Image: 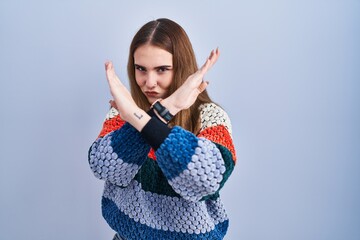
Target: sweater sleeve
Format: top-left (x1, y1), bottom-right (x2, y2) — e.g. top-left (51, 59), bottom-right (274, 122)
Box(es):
top-left (155, 103), bottom-right (237, 202)
top-left (88, 107), bottom-right (150, 187)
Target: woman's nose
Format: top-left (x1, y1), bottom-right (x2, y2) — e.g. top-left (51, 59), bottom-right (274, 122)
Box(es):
top-left (145, 72), bottom-right (157, 88)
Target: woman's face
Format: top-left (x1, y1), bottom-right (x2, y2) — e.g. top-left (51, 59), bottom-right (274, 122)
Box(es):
top-left (134, 44), bottom-right (174, 104)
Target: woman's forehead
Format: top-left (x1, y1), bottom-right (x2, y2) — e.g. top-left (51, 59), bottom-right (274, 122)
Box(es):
top-left (134, 44), bottom-right (173, 67)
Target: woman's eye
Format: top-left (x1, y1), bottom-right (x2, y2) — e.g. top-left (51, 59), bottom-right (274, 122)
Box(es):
top-left (135, 66), bottom-right (145, 72)
top-left (158, 67), bottom-right (168, 72)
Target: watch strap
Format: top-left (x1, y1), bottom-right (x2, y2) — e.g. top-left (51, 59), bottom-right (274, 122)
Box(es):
top-left (152, 100), bottom-right (174, 123)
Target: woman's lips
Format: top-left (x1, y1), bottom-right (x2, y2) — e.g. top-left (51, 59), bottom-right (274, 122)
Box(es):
top-left (145, 91), bottom-right (159, 97)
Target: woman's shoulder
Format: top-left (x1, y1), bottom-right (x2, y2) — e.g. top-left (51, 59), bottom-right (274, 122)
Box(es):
top-left (198, 102), bottom-right (233, 135)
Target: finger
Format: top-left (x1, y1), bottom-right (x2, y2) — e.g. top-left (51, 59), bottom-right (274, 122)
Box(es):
top-left (197, 81), bottom-right (209, 93)
top-left (208, 49), bottom-right (215, 61)
top-left (208, 48), bottom-right (220, 69)
top-left (200, 48), bottom-right (220, 75)
top-left (199, 58), bottom-right (212, 75)
top-left (105, 61), bottom-right (112, 70)
top-left (109, 100), bottom-right (117, 109)
top-left (105, 61), bottom-right (121, 87)
top-left (199, 49), bottom-right (216, 74)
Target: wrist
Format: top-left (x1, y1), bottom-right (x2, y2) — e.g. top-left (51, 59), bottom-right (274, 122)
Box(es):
top-left (151, 98), bottom-right (178, 124)
top-left (120, 104), bottom-right (139, 121)
top-left (161, 96), bottom-right (181, 116)
top-left (123, 106), bottom-right (151, 132)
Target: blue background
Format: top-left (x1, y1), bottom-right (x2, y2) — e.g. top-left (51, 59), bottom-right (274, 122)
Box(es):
top-left (0, 0), bottom-right (359, 239)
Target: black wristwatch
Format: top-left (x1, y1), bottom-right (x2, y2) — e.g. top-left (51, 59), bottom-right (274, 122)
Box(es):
top-left (152, 99), bottom-right (174, 123)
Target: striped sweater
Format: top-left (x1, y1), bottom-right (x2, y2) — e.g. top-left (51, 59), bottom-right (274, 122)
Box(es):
top-left (88, 103), bottom-right (237, 240)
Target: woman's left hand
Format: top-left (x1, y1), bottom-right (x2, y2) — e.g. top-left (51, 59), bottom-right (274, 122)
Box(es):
top-left (163, 48), bottom-right (220, 114)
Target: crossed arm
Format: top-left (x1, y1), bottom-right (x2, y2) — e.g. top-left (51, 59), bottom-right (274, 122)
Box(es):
top-left (105, 48), bottom-right (220, 131)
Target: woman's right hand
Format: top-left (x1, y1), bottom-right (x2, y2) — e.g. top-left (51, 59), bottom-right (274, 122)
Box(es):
top-left (105, 61), bottom-right (138, 121)
top-left (163, 48), bottom-right (220, 114)
top-left (105, 61), bottom-right (151, 131)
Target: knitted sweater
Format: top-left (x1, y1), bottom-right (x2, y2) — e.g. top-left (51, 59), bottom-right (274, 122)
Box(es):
top-left (88, 103), bottom-right (237, 240)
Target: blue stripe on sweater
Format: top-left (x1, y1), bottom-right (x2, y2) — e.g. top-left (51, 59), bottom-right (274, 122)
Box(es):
top-left (102, 197), bottom-right (228, 240)
top-left (156, 126), bottom-right (199, 180)
top-left (109, 123), bottom-right (150, 165)
top-left (88, 123), bottom-right (150, 186)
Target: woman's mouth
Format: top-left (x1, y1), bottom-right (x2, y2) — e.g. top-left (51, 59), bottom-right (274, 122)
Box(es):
top-left (145, 91), bottom-right (159, 97)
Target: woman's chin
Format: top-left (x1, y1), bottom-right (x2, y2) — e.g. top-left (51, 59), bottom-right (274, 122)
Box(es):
top-left (147, 97), bottom-right (160, 105)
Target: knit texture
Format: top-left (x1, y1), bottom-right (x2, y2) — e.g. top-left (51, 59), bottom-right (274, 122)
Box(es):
top-left (88, 103), bottom-right (236, 240)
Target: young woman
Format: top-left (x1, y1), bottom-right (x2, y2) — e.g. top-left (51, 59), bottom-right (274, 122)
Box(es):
top-left (88, 18), bottom-right (237, 240)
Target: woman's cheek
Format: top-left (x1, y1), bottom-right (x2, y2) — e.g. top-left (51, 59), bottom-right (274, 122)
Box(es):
top-left (163, 73), bottom-right (174, 89)
top-left (135, 75), bottom-right (144, 87)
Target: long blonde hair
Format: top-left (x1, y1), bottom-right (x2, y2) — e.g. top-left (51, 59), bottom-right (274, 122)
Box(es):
top-left (127, 18), bottom-right (212, 134)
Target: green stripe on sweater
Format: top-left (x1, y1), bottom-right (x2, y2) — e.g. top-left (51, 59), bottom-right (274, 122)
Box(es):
top-left (134, 143), bottom-right (235, 200)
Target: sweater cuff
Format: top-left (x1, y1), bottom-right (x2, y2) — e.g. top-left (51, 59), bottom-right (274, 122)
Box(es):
top-left (140, 115), bottom-right (171, 150)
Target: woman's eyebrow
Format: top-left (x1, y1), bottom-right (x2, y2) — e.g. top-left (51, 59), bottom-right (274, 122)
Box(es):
top-left (135, 64), bottom-right (173, 70)
top-left (154, 65), bottom-right (173, 69)
top-left (134, 64), bottom-right (146, 70)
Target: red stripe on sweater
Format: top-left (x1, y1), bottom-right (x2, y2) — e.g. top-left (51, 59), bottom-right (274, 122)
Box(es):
top-left (98, 115), bottom-right (126, 138)
top-left (197, 125), bottom-right (237, 162)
